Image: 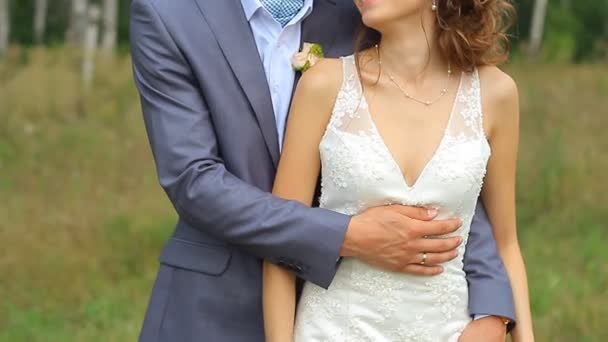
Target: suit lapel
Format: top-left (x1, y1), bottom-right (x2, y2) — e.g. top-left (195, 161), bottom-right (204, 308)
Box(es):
top-left (194, 0), bottom-right (280, 166)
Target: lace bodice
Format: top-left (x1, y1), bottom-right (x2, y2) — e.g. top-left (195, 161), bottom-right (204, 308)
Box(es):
top-left (294, 55), bottom-right (491, 341)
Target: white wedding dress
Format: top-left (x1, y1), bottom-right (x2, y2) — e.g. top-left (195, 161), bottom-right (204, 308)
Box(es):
top-left (293, 55), bottom-right (491, 341)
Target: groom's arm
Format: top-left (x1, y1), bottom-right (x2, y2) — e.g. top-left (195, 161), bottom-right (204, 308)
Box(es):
top-left (464, 200), bottom-right (516, 323)
top-left (129, 0), bottom-right (349, 288)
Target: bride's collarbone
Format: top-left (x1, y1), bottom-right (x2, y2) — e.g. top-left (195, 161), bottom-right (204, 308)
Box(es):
top-left (366, 100), bottom-right (454, 147)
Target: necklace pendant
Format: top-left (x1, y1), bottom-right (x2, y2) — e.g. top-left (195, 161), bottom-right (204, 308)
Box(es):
top-left (425, 101), bottom-right (431, 106)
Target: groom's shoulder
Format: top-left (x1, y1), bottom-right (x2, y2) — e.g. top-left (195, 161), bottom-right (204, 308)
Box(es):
top-left (131, 0), bottom-right (172, 8)
top-left (131, 0), bottom-right (161, 10)
top-left (131, 0), bottom-right (190, 17)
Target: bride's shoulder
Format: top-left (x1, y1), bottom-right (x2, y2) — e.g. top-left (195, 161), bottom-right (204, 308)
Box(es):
top-left (478, 65), bottom-right (518, 106)
top-left (477, 65), bottom-right (519, 136)
top-left (292, 58), bottom-right (344, 113)
top-left (296, 58), bottom-right (344, 95)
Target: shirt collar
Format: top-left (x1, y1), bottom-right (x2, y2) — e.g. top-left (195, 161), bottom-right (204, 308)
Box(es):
top-left (241, 0), bottom-right (315, 23)
top-left (299, 0), bottom-right (315, 22)
top-left (241, 0), bottom-right (263, 21)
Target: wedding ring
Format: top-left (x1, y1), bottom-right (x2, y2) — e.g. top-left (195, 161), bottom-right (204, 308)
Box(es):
top-left (420, 252), bottom-right (427, 265)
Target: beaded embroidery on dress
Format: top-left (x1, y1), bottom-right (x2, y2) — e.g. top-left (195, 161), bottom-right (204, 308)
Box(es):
top-left (293, 55), bottom-right (491, 341)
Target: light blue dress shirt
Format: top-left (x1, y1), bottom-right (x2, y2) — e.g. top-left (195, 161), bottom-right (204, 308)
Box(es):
top-left (241, 0), bottom-right (314, 149)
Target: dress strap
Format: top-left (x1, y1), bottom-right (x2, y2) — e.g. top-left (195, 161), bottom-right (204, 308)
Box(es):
top-left (327, 55), bottom-right (366, 131)
top-left (341, 55), bottom-right (363, 97)
top-left (469, 68), bottom-right (486, 140)
top-left (445, 68), bottom-right (486, 141)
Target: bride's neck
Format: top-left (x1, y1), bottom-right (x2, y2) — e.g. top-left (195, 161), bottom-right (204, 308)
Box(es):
top-left (377, 14), bottom-right (446, 81)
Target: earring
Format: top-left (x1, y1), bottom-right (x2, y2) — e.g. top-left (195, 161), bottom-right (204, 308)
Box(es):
top-left (432, 0), bottom-right (438, 11)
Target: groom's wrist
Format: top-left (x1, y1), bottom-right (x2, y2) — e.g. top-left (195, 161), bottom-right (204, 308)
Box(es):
top-left (340, 215), bottom-right (363, 257)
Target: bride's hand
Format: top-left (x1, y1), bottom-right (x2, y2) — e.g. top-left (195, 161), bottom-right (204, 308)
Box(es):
top-left (458, 316), bottom-right (507, 342)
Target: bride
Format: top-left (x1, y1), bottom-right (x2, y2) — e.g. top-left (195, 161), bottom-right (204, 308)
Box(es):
top-left (263, 0), bottom-right (534, 341)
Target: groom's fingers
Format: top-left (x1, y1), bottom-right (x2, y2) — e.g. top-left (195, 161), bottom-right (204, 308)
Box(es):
top-left (414, 218), bottom-right (462, 237)
top-left (410, 236), bottom-right (462, 253)
top-left (388, 205), bottom-right (436, 221)
top-left (401, 264), bottom-right (443, 276)
top-left (419, 250), bottom-right (460, 265)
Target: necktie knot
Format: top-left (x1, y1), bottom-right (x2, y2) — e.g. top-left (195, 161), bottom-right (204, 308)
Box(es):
top-left (260, 0), bottom-right (305, 27)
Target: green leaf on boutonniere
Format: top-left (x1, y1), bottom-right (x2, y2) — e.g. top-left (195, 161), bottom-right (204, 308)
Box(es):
top-left (292, 42), bottom-right (324, 73)
top-left (309, 43), bottom-right (324, 58)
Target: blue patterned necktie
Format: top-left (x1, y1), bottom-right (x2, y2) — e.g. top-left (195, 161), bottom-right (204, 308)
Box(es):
top-left (260, 0), bottom-right (305, 27)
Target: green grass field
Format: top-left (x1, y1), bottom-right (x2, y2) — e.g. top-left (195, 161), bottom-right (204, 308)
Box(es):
top-left (1, 48), bottom-right (606, 341)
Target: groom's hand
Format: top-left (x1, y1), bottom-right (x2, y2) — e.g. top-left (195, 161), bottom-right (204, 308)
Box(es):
top-left (341, 205), bottom-right (463, 275)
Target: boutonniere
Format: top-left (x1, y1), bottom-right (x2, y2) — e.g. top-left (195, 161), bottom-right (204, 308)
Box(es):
top-left (292, 42), bottom-right (324, 73)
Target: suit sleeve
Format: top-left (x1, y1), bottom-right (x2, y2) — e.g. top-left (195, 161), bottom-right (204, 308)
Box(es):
top-left (129, 0), bottom-right (350, 288)
top-left (464, 200), bottom-right (516, 322)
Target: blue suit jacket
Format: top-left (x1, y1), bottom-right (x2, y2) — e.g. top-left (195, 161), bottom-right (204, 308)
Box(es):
top-left (130, 0), bottom-right (515, 341)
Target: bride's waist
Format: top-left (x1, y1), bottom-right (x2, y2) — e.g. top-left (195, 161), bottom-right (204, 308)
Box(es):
top-left (321, 201), bottom-right (475, 221)
top-left (334, 258), bottom-right (468, 291)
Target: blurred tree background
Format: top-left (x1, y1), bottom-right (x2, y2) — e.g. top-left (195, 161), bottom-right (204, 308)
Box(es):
top-left (0, 0), bottom-right (607, 61)
top-left (3, 0), bottom-right (130, 49)
top-left (0, 1), bottom-right (606, 341)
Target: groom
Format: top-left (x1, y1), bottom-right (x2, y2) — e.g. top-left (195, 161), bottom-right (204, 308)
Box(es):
top-left (130, 0), bottom-right (515, 341)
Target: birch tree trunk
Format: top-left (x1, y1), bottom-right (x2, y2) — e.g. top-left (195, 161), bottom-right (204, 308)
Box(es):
top-left (66, 0), bottom-right (88, 45)
top-left (34, 0), bottom-right (49, 45)
top-left (101, 0), bottom-right (117, 52)
top-left (82, 5), bottom-right (100, 92)
top-left (0, 0), bottom-right (9, 56)
top-left (529, 0), bottom-right (549, 59)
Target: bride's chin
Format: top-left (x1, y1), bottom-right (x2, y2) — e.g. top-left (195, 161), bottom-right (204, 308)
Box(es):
top-left (357, 0), bottom-right (427, 31)
top-left (361, 15), bottom-right (389, 33)
top-left (358, 7), bottom-right (397, 32)
top-left (360, 9), bottom-right (387, 29)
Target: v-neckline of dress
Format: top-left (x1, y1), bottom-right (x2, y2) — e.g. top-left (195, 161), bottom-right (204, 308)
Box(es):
top-left (360, 71), bottom-right (464, 190)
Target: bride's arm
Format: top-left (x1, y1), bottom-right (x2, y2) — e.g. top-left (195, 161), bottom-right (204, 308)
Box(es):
top-left (263, 59), bottom-right (342, 342)
top-left (480, 67), bottom-right (534, 341)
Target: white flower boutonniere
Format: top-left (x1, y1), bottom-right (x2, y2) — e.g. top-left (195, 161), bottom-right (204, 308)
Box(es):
top-left (292, 42), bottom-right (324, 73)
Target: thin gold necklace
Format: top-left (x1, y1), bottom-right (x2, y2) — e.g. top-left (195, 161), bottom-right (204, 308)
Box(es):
top-left (375, 44), bottom-right (452, 106)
